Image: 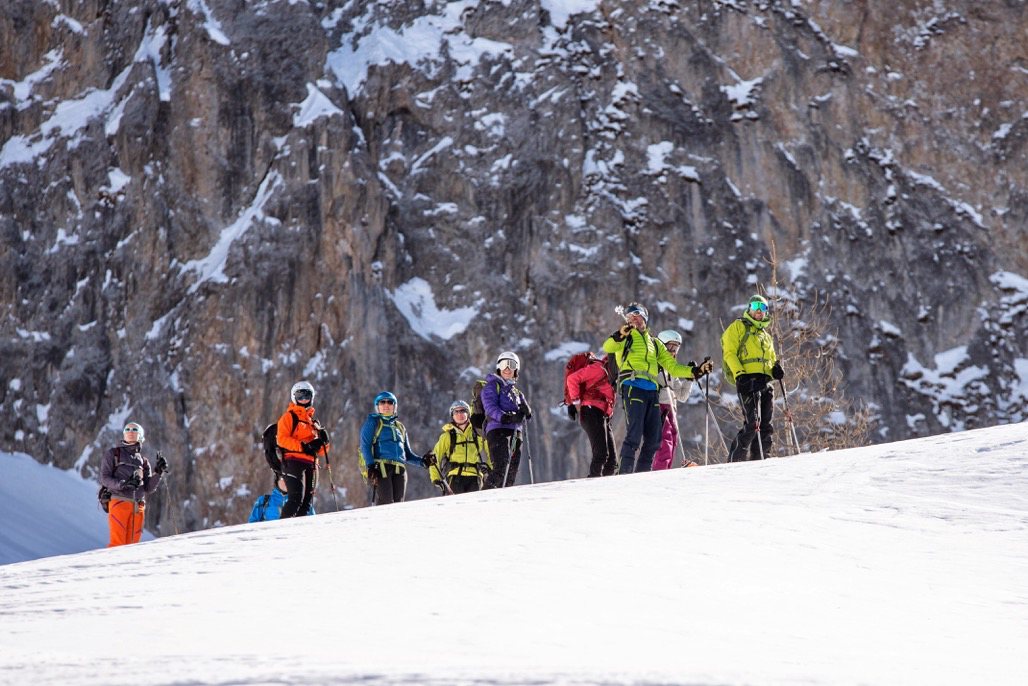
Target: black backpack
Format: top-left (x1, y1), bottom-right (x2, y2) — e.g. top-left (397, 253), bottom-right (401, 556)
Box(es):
top-left (263, 423), bottom-right (284, 473)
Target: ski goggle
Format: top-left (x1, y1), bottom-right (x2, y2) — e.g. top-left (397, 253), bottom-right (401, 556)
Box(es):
top-left (294, 389), bottom-right (314, 402)
top-left (749, 302), bottom-right (769, 313)
top-left (123, 427), bottom-right (140, 433)
top-left (452, 407), bottom-right (469, 415)
top-left (377, 399), bottom-right (396, 405)
top-left (498, 358), bottom-right (519, 371)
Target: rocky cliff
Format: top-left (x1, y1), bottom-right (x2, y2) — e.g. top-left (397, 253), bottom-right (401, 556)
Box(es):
top-left (2, 0), bottom-right (1025, 531)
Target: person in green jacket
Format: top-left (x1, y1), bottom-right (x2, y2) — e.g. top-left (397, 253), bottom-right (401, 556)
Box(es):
top-left (425, 400), bottom-right (491, 495)
top-left (603, 303), bottom-right (712, 474)
top-left (722, 294), bottom-right (784, 461)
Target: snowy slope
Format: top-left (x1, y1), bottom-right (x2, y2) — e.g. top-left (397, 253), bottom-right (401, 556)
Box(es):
top-left (1, 423), bottom-right (1026, 685)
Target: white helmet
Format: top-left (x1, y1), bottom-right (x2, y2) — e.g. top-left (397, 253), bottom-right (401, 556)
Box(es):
top-left (656, 330), bottom-right (682, 346)
top-left (496, 351), bottom-right (521, 375)
top-left (291, 380), bottom-right (315, 405)
top-left (123, 422), bottom-right (145, 444)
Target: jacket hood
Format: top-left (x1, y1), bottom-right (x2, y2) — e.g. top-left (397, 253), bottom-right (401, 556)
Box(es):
top-left (742, 311), bottom-right (771, 329)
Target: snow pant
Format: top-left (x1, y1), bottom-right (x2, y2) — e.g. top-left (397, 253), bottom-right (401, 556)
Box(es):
top-left (729, 386), bottom-right (774, 462)
top-left (484, 428), bottom-right (521, 488)
top-left (280, 458), bottom-right (316, 518)
top-left (579, 405), bottom-right (617, 477)
top-left (618, 385), bottom-right (662, 474)
top-left (651, 404), bottom-right (678, 471)
top-left (447, 474), bottom-right (483, 495)
top-left (371, 463), bottom-right (407, 505)
top-left (108, 498), bottom-right (145, 547)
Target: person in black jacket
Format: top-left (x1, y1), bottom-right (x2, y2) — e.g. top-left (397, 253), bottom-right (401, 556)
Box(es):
top-left (99, 422), bottom-right (167, 546)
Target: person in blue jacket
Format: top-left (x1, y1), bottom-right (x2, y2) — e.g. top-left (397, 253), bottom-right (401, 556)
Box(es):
top-left (481, 351), bottom-right (533, 488)
top-left (358, 391), bottom-right (428, 505)
top-left (248, 476), bottom-right (314, 522)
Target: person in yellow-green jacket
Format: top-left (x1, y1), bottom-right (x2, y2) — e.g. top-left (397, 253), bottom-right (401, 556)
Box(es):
top-left (425, 400), bottom-right (491, 495)
top-left (721, 294), bottom-right (784, 461)
top-left (603, 302), bottom-right (713, 474)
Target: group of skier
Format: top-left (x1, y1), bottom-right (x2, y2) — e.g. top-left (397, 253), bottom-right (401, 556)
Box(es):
top-left (100, 293), bottom-right (789, 542)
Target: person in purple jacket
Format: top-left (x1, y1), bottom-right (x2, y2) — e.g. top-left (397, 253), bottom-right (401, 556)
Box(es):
top-left (481, 351), bottom-right (533, 488)
top-left (99, 422), bottom-right (167, 546)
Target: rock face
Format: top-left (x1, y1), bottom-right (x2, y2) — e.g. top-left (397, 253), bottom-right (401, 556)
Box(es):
top-left (2, 0), bottom-right (1025, 531)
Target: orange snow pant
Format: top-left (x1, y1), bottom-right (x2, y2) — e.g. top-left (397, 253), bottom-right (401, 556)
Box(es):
top-left (108, 498), bottom-right (145, 547)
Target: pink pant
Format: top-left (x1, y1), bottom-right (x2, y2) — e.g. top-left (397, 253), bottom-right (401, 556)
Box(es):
top-left (651, 404), bottom-right (678, 470)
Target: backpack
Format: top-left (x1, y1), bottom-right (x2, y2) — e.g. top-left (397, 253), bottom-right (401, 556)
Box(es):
top-left (469, 379), bottom-right (489, 431)
top-left (563, 352), bottom-right (597, 404)
top-left (253, 494), bottom-right (272, 522)
top-left (602, 354), bottom-right (619, 387)
top-left (263, 411), bottom-right (301, 472)
top-left (97, 447), bottom-right (123, 513)
top-left (263, 423), bottom-right (283, 473)
top-left (722, 318), bottom-right (755, 386)
top-left (604, 329), bottom-right (635, 387)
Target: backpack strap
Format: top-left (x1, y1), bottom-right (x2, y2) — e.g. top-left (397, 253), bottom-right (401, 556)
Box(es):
top-left (736, 319), bottom-right (766, 367)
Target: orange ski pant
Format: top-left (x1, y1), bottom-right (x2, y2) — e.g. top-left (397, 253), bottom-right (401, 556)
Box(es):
top-left (108, 499), bottom-right (145, 547)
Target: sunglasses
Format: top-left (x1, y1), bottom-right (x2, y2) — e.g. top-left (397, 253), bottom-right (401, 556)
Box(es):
top-left (749, 302), bottom-right (769, 313)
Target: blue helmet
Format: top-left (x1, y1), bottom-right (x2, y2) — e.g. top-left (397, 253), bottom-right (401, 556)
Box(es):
top-left (374, 391), bottom-right (398, 413)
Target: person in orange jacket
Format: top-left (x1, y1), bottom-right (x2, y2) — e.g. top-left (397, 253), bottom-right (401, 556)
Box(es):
top-left (99, 422), bottom-right (167, 546)
top-left (276, 380), bottom-right (329, 518)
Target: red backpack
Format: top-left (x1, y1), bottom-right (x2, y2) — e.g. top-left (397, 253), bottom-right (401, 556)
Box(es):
top-left (563, 352), bottom-right (597, 404)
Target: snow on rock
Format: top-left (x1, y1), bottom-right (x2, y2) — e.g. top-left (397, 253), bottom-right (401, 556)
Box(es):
top-left (389, 277), bottom-right (479, 341)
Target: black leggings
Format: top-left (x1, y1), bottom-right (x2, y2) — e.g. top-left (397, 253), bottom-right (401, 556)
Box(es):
top-left (484, 429), bottom-right (521, 488)
top-left (280, 459), bottom-right (316, 518)
top-left (579, 405), bottom-right (617, 476)
top-left (729, 386), bottom-right (774, 461)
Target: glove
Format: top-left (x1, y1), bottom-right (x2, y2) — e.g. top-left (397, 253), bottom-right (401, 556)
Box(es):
top-left (154, 453), bottom-right (169, 475)
top-left (520, 399), bottom-right (533, 420)
top-left (692, 357), bottom-right (714, 377)
top-left (301, 437), bottom-right (325, 455)
top-left (501, 412), bottom-right (520, 424)
top-left (611, 323), bottom-right (632, 342)
top-left (476, 462), bottom-right (491, 475)
top-left (423, 453), bottom-right (437, 467)
top-left (365, 464), bottom-right (378, 482)
top-left (317, 428), bottom-right (330, 445)
top-left (772, 362), bottom-right (784, 381)
top-left (567, 404), bottom-right (578, 421)
top-left (120, 473), bottom-right (142, 490)
top-left (433, 479), bottom-right (446, 494)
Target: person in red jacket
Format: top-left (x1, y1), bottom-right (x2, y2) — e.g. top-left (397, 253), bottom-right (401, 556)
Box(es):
top-left (566, 353), bottom-right (618, 477)
top-left (276, 380), bottom-right (329, 518)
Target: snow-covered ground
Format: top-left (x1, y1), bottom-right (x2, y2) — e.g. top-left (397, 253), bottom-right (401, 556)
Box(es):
top-left (1, 422), bottom-right (1026, 685)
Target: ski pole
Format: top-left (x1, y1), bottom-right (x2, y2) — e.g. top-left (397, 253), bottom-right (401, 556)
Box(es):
top-left (703, 376), bottom-right (710, 466)
top-left (160, 473), bottom-right (180, 536)
top-left (522, 421), bottom-right (535, 485)
top-left (320, 450), bottom-right (340, 511)
top-left (778, 379), bottom-right (801, 455)
top-left (754, 389), bottom-right (766, 460)
top-left (502, 434), bottom-right (514, 488)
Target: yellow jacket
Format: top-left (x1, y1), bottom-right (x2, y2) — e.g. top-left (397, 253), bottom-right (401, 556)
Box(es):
top-left (602, 327), bottom-right (696, 388)
top-left (428, 422), bottom-right (490, 482)
top-left (721, 316), bottom-right (777, 381)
